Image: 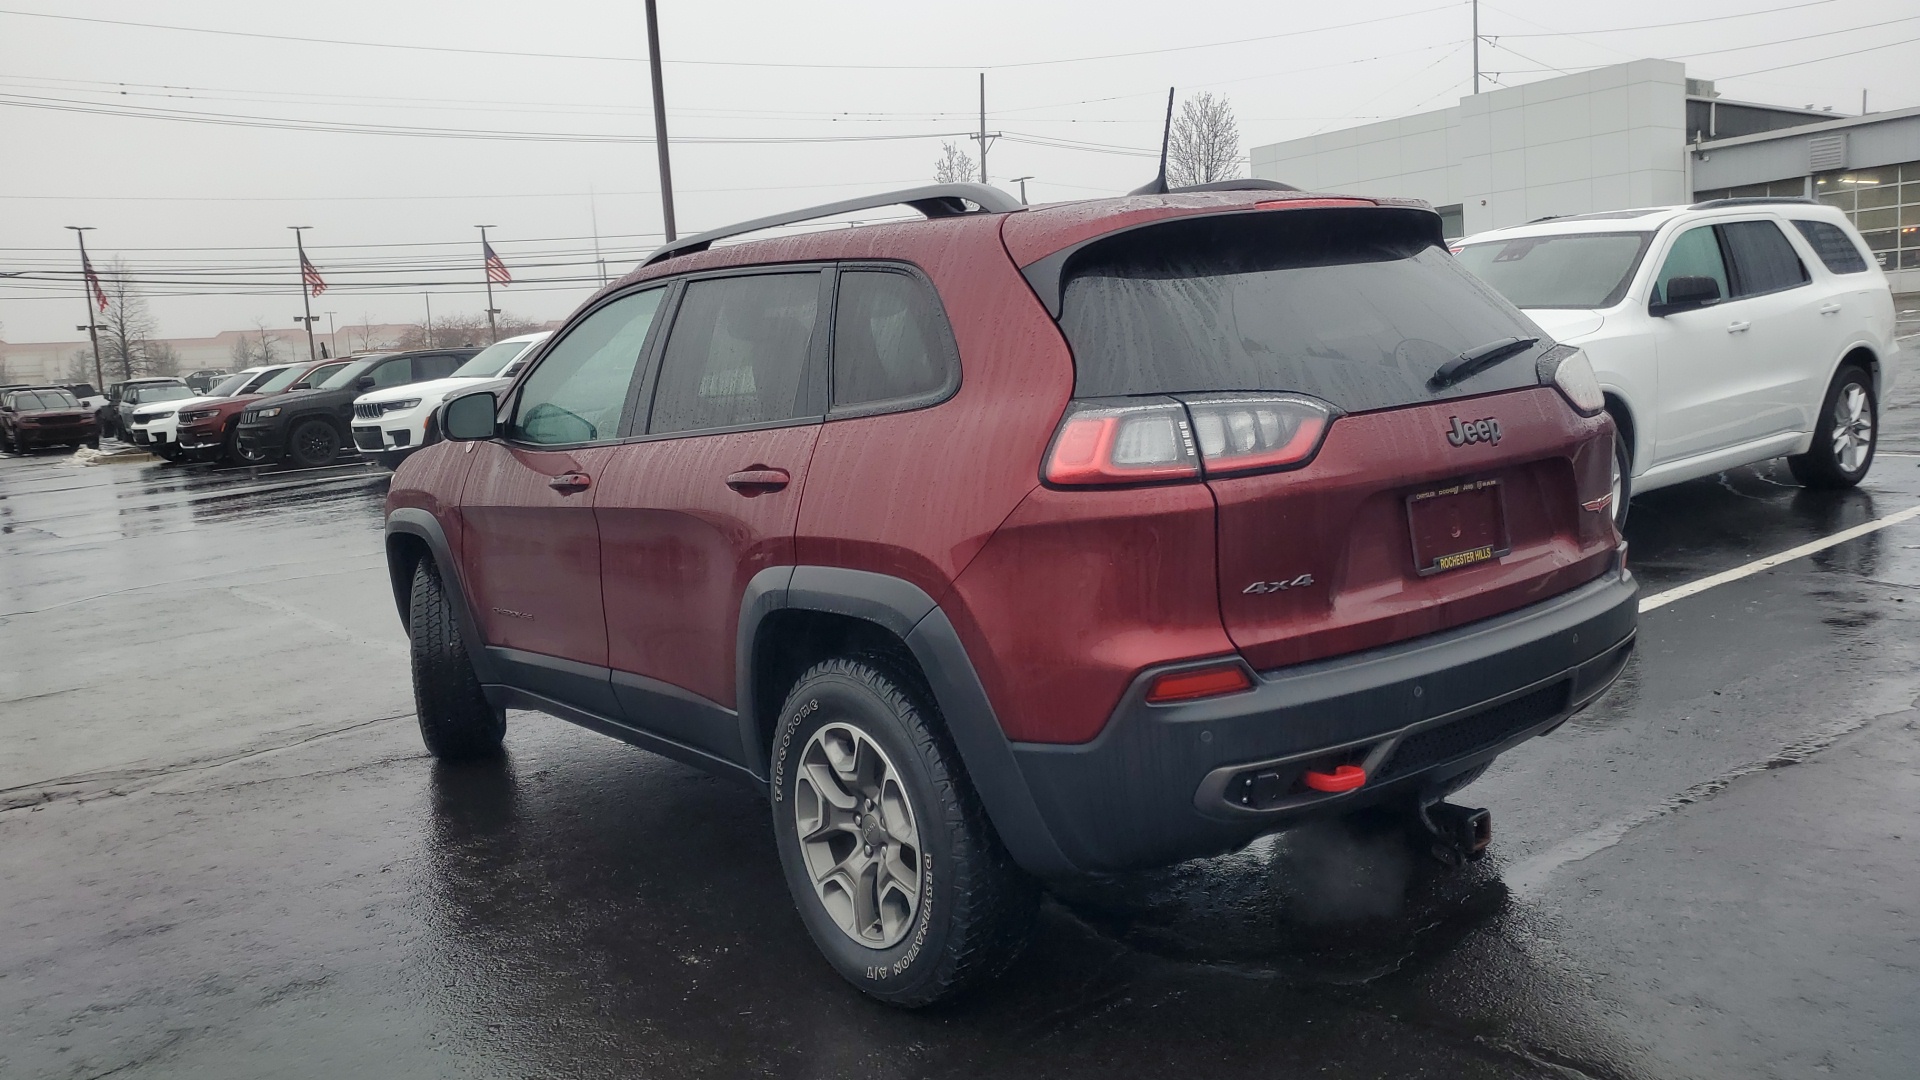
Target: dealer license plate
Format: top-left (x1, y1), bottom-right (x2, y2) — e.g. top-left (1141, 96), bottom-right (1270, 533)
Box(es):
top-left (1406, 478), bottom-right (1510, 576)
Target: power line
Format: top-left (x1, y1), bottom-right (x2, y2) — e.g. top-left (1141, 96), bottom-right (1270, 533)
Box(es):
top-left (1669, 13), bottom-right (1920, 59)
top-left (1719, 32), bottom-right (1920, 77)
top-left (1494, 0), bottom-right (1843, 36)
top-left (0, 4), bottom-right (1459, 71)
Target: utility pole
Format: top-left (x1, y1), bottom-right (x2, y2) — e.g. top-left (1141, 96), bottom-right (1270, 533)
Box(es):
top-left (978, 73), bottom-right (989, 183)
top-left (324, 311), bottom-right (337, 358)
top-left (589, 185), bottom-right (608, 285)
top-left (644, 0), bottom-right (677, 242)
top-left (476, 224), bottom-right (500, 344)
top-left (289, 226), bottom-right (317, 361)
top-left (1472, 0), bottom-right (1480, 94)
top-left (423, 294), bottom-right (434, 349)
top-left (64, 226), bottom-right (104, 390)
top-left (1010, 175), bottom-right (1033, 204)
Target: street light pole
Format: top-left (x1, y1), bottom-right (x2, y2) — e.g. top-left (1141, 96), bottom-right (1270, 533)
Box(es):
top-left (64, 227), bottom-right (105, 391)
top-left (476, 224), bottom-right (499, 344)
top-left (644, 0), bottom-right (677, 242)
top-left (423, 293), bottom-right (434, 349)
top-left (324, 311), bottom-right (337, 358)
top-left (289, 226), bottom-right (317, 362)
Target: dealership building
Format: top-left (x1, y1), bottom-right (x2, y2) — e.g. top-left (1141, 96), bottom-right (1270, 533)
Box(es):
top-left (1249, 59), bottom-right (1920, 293)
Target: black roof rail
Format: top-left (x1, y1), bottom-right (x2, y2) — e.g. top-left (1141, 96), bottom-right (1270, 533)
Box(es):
top-left (1167, 178), bottom-right (1300, 194)
top-left (642, 182), bottom-right (1024, 267)
top-left (1689, 196), bottom-right (1816, 209)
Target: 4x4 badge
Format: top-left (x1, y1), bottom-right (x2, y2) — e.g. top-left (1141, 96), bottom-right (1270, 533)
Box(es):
top-left (1446, 415), bottom-right (1502, 446)
top-left (1243, 574), bottom-right (1314, 595)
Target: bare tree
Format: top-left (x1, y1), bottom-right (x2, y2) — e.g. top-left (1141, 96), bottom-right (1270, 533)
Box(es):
top-left (98, 259), bottom-right (162, 381)
top-left (228, 319), bottom-right (288, 367)
top-left (145, 341), bottom-right (184, 375)
top-left (395, 311), bottom-right (542, 350)
top-left (63, 349), bottom-right (97, 385)
top-left (934, 141), bottom-right (976, 185)
top-left (1167, 92), bottom-right (1242, 188)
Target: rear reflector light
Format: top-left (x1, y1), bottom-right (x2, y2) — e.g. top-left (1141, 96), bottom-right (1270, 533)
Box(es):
top-left (1301, 764), bottom-right (1367, 793)
top-left (1044, 394), bottom-right (1335, 486)
top-left (1145, 663), bottom-right (1254, 704)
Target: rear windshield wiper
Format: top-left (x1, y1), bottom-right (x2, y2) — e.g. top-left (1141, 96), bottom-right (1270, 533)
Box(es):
top-left (1428, 336), bottom-right (1539, 390)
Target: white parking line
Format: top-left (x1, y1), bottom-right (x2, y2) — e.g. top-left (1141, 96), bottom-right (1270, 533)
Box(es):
top-left (1638, 503), bottom-right (1920, 612)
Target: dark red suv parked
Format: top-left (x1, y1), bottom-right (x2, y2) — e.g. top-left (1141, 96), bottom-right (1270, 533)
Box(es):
top-left (385, 182), bottom-right (1636, 1005)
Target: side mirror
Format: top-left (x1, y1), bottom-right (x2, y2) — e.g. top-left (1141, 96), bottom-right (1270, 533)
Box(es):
top-left (443, 391), bottom-right (499, 441)
top-left (355, 375), bottom-right (377, 391)
top-left (1653, 275), bottom-right (1721, 315)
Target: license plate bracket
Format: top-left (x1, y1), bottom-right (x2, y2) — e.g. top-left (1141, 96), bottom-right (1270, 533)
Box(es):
top-left (1407, 478), bottom-right (1510, 576)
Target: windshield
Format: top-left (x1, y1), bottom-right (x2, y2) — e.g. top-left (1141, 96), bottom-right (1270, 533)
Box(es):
top-left (65, 383), bottom-right (98, 397)
top-left (319, 359), bottom-right (375, 390)
top-left (451, 338), bottom-right (538, 379)
top-left (1057, 208), bottom-right (1546, 414)
top-left (1454, 232), bottom-right (1653, 309)
top-left (256, 366), bottom-right (319, 394)
top-left (137, 385), bottom-right (195, 404)
top-left (209, 372), bottom-right (252, 397)
top-left (13, 390), bottom-right (80, 410)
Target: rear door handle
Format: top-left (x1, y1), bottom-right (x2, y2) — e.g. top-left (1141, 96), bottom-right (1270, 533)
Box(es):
top-left (1818, 302), bottom-right (1842, 315)
top-left (726, 467), bottom-right (790, 495)
top-left (1726, 320), bottom-right (1751, 333)
top-left (548, 472), bottom-right (591, 493)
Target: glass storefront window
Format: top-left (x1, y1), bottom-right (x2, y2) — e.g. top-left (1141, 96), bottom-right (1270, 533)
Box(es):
top-left (1812, 160), bottom-right (1920, 271)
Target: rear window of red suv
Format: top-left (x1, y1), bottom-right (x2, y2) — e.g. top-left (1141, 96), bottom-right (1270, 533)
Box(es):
top-left (1057, 208), bottom-right (1548, 414)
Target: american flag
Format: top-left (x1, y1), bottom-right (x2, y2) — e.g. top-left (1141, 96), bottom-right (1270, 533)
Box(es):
top-left (300, 251), bottom-right (328, 297)
top-left (81, 250), bottom-right (108, 312)
top-left (483, 241), bottom-right (511, 285)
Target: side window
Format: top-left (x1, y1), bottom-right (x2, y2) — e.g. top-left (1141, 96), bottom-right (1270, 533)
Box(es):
top-left (368, 358), bottom-right (414, 388)
top-left (831, 269), bottom-right (957, 410)
top-left (1652, 226), bottom-right (1729, 306)
top-left (1791, 220), bottom-right (1870, 274)
top-left (648, 273), bottom-right (820, 435)
top-left (414, 354), bottom-right (460, 380)
top-left (509, 287), bottom-right (665, 445)
top-left (1720, 220), bottom-right (1810, 297)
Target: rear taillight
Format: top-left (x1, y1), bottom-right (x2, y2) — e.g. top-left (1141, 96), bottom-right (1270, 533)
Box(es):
top-left (1044, 394), bottom-right (1335, 486)
top-left (1044, 398), bottom-right (1200, 485)
top-left (1537, 345), bottom-right (1604, 416)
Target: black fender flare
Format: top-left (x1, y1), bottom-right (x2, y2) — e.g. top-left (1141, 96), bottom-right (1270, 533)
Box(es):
top-left (385, 508), bottom-right (497, 683)
top-left (736, 565), bottom-right (1077, 878)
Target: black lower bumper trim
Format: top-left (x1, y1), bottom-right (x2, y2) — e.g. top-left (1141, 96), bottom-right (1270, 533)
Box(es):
top-left (1008, 568), bottom-right (1638, 874)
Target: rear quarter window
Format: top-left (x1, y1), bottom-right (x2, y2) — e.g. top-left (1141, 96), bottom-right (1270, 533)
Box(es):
top-left (1791, 219), bottom-right (1871, 274)
top-left (830, 268), bottom-right (958, 412)
top-left (1057, 208), bottom-right (1548, 413)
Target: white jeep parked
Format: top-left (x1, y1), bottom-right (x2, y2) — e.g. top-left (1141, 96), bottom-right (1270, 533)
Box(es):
top-left (350, 331), bottom-right (550, 469)
top-left (1456, 200), bottom-right (1898, 525)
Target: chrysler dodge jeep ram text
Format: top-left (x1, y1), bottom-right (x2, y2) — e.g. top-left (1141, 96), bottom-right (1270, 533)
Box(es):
top-left (383, 182), bottom-right (1637, 1006)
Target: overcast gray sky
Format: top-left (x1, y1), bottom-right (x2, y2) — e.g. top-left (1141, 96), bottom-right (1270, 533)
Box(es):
top-left (2, 0), bottom-right (1916, 345)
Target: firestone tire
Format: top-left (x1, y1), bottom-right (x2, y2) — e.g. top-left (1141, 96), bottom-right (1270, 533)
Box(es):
top-left (407, 559), bottom-right (505, 760)
top-left (1787, 364), bottom-right (1875, 489)
top-left (769, 655), bottom-right (1037, 1008)
top-left (288, 418), bottom-right (341, 468)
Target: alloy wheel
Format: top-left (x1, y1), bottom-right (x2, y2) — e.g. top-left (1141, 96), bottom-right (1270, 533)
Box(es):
top-left (793, 721), bottom-right (923, 949)
top-left (1832, 383), bottom-right (1872, 474)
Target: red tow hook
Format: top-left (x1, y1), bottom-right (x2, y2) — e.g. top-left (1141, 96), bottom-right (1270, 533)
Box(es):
top-left (1301, 764), bottom-right (1367, 793)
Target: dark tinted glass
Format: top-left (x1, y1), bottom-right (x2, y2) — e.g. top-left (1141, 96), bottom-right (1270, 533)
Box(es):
top-left (65, 383), bottom-right (98, 397)
top-left (414, 353), bottom-right (461, 380)
top-left (1058, 209), bottom-right (1544, 412)
top-left (1792, 219), bottom-right (1870, 274)
top-left (832, 270), bottom-right (954, 408)
top-left (12, 392), bottom-right (48, 410)
top-left (510, 287), bottom-right (664, 445)
top-left (367, 358), bottom-right (414, 388)
top-left (650, 273), bottom-right (819, 434)
top-left (35, 389), bottom-right (80, 408)
top-left (1720, 220), bottom-right (1809, 297)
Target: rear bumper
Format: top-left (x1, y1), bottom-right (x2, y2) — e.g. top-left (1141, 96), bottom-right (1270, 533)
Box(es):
top-left (1005, 562), bottom-right (1638, 874)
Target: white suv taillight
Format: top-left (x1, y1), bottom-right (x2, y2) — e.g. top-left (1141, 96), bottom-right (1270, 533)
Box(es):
top-left (1538, 345), bottom-right (1604, 416)
top-left (1044, 393), bottom-right (1335, 486)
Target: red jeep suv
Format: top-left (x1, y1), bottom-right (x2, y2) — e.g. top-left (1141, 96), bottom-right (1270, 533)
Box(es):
top-left (385, 182), bottom-right (1636, 1005)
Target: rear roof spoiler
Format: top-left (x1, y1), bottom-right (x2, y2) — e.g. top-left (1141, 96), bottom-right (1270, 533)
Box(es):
top-left (641, 183), bottom-right (1023, 267)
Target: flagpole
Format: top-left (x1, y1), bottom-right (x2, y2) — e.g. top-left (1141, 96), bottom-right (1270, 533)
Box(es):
top-left (476, 224), bottom-right (498, 345)
top-left (290, 226), bottom-right (317, 362)
top-left (64, 226), bottom-right (105, 391)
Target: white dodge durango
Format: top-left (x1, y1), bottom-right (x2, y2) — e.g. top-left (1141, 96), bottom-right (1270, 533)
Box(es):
top-left (1456, 200), bottom-right (1897, 525)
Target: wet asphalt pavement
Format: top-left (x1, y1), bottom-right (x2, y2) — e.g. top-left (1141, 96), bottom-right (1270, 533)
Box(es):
top-left (5, 332), bottom-right (1920, 1079)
